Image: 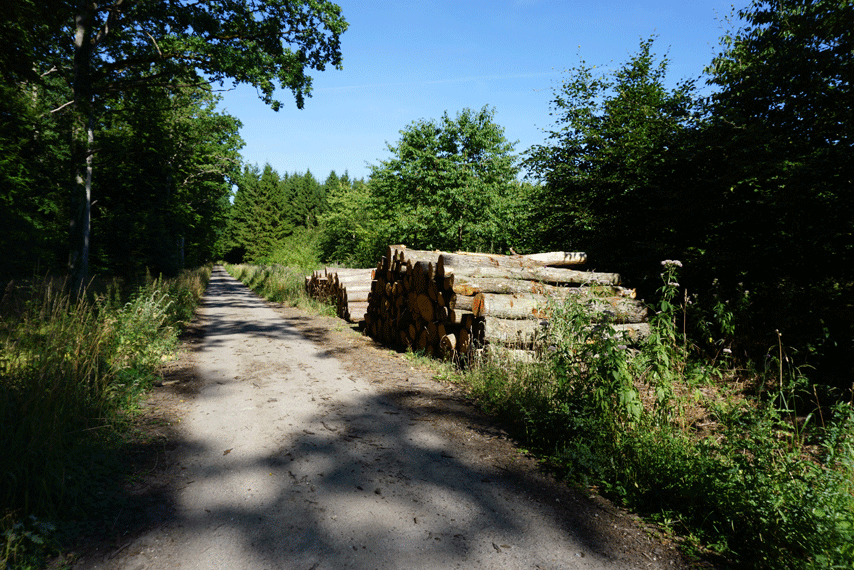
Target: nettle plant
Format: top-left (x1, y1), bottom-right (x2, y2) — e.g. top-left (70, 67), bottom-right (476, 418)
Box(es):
top-left (546, 289), bottom-right (642, 439)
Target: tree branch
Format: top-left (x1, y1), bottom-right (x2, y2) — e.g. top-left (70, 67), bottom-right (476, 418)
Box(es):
top-left (93, 0), bottom-right (127, 46)
top-left (50, 99), bottom-right (75, 114)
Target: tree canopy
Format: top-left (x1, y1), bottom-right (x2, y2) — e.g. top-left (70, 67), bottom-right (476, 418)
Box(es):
top-left (0, 1), bottom-right (347, 286)
top-left (522, 4), bottom-right (853, 383)
top-left (368, 106), bottom-right (522, 253)
top-left (524, 38), bottom-right (700, 279)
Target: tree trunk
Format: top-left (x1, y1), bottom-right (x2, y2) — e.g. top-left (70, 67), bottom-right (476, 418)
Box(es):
top-left (519, 251), bottom-right (587, 266)
top-left (473, 316), bottom-right (550, 347)
top-left (438, 252), bottom-right (558, 274)
top-left (472, 292), bottom-right (648, 323)
top-left (69, 7), bottom-right (95, 295)
top-left (452, 276), bottom-right (634, 298)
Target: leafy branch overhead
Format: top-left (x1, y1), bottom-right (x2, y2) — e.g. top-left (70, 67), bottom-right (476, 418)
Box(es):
top-left (68, 0), bottom-right (347, 109)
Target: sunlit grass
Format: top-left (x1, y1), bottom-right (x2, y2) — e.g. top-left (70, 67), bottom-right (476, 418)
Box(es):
top-left (0, 266), bottom-right (211, 567)
top-left (224, 263), bottom-right (336, 317)
top-left (456, 264), bottom-right (854, 569)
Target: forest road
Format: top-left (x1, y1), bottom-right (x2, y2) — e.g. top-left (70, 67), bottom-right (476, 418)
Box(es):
top-left (73, 266), bottom-right (692, 570)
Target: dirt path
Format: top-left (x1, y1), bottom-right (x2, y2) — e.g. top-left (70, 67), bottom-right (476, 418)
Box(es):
top-left (73, 267), bottom-right (694, 570)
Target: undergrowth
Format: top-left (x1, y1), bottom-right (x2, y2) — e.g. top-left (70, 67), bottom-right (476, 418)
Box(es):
top-left (462, 261), bottom-right (854, 569)
top-left (224, 263), bottom-right (336, 317)
top-left (0, 266), bottom-right (211, 569)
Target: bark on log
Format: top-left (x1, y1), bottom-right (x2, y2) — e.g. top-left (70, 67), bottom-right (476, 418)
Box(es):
top-left (387, 245), bottom-right (441, 267)
top-left (340, 289), bottom-right (370, 303)
top-left (343, 302), bottom-right (368, 323)
top-left (520, 251), bottom-right (588, 266)
top-left (438, 263), bottom-right (621, 286)
top-left (471, 293), bottom-right (551, 320)
top-left (452, 276), bottom-right (634, 298)
top-left (475, 316), bottom-right (550, 348)
top-left (439, 252), bottom-right (570, 275)
top-left (471, 292), bottom-right (648, 323)
top-left (580, 297), bottom-right (650, 324)
top-left (440, 333), bottom-right (457, 358)
top-left (454, 295), bottom-right (474, 312)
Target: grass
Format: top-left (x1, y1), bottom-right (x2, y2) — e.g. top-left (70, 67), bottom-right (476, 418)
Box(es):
top-left (0, 266), bottom-right (211, 569)
top-left (224, 263), bottom-right (337, 317)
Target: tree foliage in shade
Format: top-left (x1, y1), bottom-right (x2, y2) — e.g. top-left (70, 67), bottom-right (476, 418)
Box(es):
top-left (0, 0), bottom-right (347, 283)
top-left (523, 6), bottom-right (854, 383)
top-left (699, 0), bottom-right (854, 377)
top-left (93, 84), bottom-right (243, 276)
top-left (523, 38), bottom-right (701, 281)
top-left (0, 78), bottom-right (71, 276)
top-left (319, 175), bottom-right (384, 268)
top-left (368, 106), bottom-right (521, 253)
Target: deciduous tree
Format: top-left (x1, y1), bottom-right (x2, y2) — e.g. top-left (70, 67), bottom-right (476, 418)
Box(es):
top-left (369, 106), bottom-right (520, 253)
top-left (524, 38), bottom-right (700, 280)
top-left (44, 0), bottom-right (346, 290)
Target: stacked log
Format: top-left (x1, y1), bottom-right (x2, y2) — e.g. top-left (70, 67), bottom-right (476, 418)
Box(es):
top-left (363, 246), bottom-right (649, 362)
top-left (362, 245), bottom-right (448, 355)
top-left (305, 267), bottom-right (374, 324)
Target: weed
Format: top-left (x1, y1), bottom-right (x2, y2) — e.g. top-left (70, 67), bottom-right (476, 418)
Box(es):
top-left (453, 260), bottom-right (854, 569)
top-left (0, 266), bottom-right (211, 565)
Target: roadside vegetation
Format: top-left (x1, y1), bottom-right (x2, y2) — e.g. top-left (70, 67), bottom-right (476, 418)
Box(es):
top-left (225, 262), bottom-right (336, 318)
top-left (463, 262), bottom-right (854, 569)
top-left (0, 267), bottom-right (211, 569)
top-left (3, 0), bottom-right (852, 568)
top-left (227, 260), bottom-right (854, 569)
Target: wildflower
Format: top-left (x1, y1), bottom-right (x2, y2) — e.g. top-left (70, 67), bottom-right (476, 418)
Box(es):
top-left (723, 348), bottom-right (732, 355)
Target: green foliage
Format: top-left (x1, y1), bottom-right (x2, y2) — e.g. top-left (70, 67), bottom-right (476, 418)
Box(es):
top-left (318, 176), bottom-right (388, 267)
top-left (369, 105), bottom-right (523, 253)
top-left (698, 0), bottom-right (854, 384)
top-left (224, 263), bottom-right (334, 315)
top-left (226, 165), bottom-right (332, 265)
top-left (0, 0), bottom-right (348, 285)
top-left (459, 262), bottom-right (854, 568)
top-left (266, 226), bottom-right (325, 273)
top-left (524, 38), bottom-right (700, 273)
top-left (0, 268), bottom-right (209, 538)
top-left (109, 286), bottom-right (177, 388)
top-left (523, 18), bottom-right (854, 387)
top-left (0, 78), bottom-right (70, 278)
top-left (92, 84), bottom-right (243, 278)
top-left (1, 513), bottom-right (57, 570)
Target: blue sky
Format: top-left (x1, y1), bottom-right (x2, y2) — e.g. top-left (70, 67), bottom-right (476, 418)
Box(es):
top-left (217, 0), bottom-right (749, 182)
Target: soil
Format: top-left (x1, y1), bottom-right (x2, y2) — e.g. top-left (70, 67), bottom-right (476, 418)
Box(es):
top-left (66, 267), bottom-right (715, 570)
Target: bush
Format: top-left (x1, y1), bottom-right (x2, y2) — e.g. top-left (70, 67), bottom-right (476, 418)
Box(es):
top-left (459, 262), bottom-right (854, 568)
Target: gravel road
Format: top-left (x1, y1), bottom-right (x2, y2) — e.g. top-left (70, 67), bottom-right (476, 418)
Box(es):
top-left (73, 267), bottom-right (694, 570)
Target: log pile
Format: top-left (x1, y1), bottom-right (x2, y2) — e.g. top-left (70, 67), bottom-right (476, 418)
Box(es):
top-left (305, 267), bottom-right (374, 324)
top-left (362, 245), bottom-right (650, 362)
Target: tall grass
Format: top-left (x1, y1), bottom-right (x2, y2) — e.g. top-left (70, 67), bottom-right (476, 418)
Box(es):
top-left (225, 263), bottom-right (336, 316)
top-left (462, 262), bottom-right (854, 569)
top-left (0, 266), bottom-right (211, 567)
